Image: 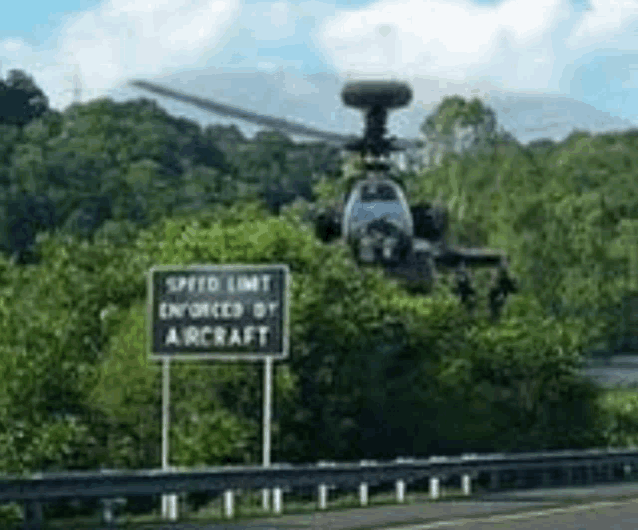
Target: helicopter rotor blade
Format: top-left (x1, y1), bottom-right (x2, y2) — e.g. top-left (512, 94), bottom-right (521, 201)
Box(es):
top-left (392, 138), bottom-right (425, 150)
top-left (129, 80), bottom-right (357, 145)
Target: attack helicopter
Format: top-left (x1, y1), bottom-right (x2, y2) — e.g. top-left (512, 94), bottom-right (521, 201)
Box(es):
top-left (129, 78), bottom-right (517, 317)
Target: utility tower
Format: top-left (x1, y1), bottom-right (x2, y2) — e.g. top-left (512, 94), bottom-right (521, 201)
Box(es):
top-left (72, 66), bottom-right (82, 103)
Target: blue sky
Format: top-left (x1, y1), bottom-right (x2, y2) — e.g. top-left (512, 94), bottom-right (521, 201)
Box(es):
top-left (1, 0), bottom-right (637, 129)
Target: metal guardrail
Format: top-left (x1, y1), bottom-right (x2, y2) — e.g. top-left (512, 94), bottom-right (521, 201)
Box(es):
top-left (3, 447), bottom-right (638, 528)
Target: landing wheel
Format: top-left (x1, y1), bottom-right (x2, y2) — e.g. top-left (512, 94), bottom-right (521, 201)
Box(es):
top-left (488, 263), bottom-right (518, 320)
top-left (454, 266), bottom-right (476, 311)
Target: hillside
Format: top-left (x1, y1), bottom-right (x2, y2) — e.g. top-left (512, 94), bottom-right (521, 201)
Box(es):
top-left (0, 70), bottom-right (637, 496)
top-left (119, 69), bottom-right (635, 145)
top-left (0, 69), bottom-right (636, 354)
top-left (0, 73), bottom-right (340, 262)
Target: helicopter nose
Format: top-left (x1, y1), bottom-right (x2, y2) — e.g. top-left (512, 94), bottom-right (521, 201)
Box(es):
top-left (355, 218), bottom-right (408, 265)
top-left (359, 239), bottom-right (376, 263)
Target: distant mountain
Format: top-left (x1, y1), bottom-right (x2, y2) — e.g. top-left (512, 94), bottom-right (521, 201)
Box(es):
top-left (488, 93), bottom-right (636, 144)
top-left (114, 68), bottom-right (636, 146)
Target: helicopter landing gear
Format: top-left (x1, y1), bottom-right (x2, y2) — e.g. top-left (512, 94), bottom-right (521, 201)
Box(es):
top-left (454, 265), bottom-right (476, 311)
top-left (488, 263), bottom-right (518, 320)
top-left (453, 262), bottom-right (517, 319)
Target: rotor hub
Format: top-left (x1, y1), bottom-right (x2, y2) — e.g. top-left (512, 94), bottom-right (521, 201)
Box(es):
top-left (341, 81), bottom-right (413, 110)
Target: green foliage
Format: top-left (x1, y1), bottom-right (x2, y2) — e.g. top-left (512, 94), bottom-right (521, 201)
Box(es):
top-left (422, 96), bottom-right (496, 136)
top-left (0, 196), bottom-right (602, 478)
top-left (435, 315), bottom-right (601, 451)
top-left (0, 70), bottom-right (342, 262)
top-left (2, 77), bottom-right (638, 494)
top-left (0, 70), bottom-right (49, 127)
top-left (408, 126), bottom-right (638, 356)
top-left (596, 389), bottom-right (638, 447)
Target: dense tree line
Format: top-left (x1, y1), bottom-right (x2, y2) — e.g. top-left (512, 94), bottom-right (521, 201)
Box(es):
top-left (0, 69), bottom-right (637, 522)
top-left (403, 129), bottom-right (638, 355)
top-left (0, 70), bottom-right (340, 263)
top-left (0, 206), bottom-right (602, 474)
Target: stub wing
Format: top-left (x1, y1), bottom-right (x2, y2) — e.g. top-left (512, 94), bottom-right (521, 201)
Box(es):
top-left (410, 239), bottom-right (516, 317)
top-left (413, 239), bottom-right (506, 268)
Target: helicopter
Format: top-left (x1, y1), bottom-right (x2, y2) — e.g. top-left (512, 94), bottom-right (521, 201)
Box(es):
top-left (129, 78), bottom-right (517, 317)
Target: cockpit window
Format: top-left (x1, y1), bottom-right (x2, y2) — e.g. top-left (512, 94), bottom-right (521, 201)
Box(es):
top-left (360, 183), bottom-right (398, 202)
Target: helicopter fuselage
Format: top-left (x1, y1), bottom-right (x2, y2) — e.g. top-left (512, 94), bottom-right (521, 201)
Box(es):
top-left (342, 176), bottom-right (414, 264)
top-left (129, 77), bottom-right (517, 316)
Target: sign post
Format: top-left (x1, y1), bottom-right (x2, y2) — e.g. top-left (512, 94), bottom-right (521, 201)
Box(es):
top-left (262, 355), bottom-right (272, 510)
top-left (160, 357), bottom-right (177, 519)
top-left (148, 264), bottom-right (290, 520)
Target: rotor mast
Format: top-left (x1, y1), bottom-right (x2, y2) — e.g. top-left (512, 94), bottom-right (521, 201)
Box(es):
top-left (341, 81), bottom-right (413, 169)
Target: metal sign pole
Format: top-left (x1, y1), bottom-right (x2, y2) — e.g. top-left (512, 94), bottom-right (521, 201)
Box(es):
top-left (161, 357), bottom-right (169, 517)
top-left (161, 357), bottom-right (178, 520)
top-left (262, 356), bottom-right (272, 511)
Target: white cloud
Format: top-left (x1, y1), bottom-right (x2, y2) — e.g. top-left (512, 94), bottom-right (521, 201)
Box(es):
top-left (567, 0), bottom-right (638, 48)
top-left (317, 0), bottom-right (638, 101)
top-left (317, 0), bottom-right (572, 89)
top-left (1, 0), bottom-right (637, 125)
top-left (2, 39), bottom-right (25, 53)
top-left (267, 2), bottom-right (291, 28)
top-left (257, 61), bottom-right (278, 70)
top-left (245, 0), bottom-right (314, 41)
top-left (0, 0), bottom-right (240, 109)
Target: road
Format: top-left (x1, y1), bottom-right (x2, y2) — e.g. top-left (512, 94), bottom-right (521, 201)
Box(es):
top-left (387, 499), bottom-right (638, 529)
top-left (117, 482), bottom-right (638, 530)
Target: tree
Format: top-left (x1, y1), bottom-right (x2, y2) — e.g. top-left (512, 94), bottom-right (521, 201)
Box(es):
top-left (0, 70), bottom-right (49, 127)
top-left (2, 81), bottom-right (638, 501)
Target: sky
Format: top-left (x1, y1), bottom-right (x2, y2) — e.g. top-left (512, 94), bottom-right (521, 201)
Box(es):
top-left (1, 0), bottom-right (638, 140)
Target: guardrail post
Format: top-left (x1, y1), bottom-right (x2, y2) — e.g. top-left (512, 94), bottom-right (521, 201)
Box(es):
top-left (490, 471), bottom-right (499, 490)
top-left (566, 466), bottom-right (573, 485)
top-left (101, 498), bottom-right (126, 528)
top-left (359, 482), bottom-right (369, 506)
top-left (396, 479), bottom-right (406, 503)
top-left (318, 484), bottom-right (328, 510)
top-left (541, 469), bottom-right (551, 487)
top-left (625, 464), bottom-right (632, 479)
top-left (102, 499), bottom-right (114, 526)
top-left (429, 477), bottom-right (440, 500)
top-left (273, 487), bottom-right (283, 514)
top-left (223, 490), bottom-right (234, 519)
top-left (607, 464), bottom-right (614, 482)
top-left (23, 501), bottom-right (43, 530)
top-left (586, 465), bottom-right (594, 484)
top-left (168, 493), bottom-right (178, 521)
top-left (462, 474), bottom-right (471, 495)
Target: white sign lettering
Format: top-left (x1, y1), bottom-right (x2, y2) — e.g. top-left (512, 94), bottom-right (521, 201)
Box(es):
top-left (158, 301), bottom-right (244, 320)
top-left (226, 274), bottom-right (272, 293)
top-left (163, 325), bottom-right (270, 348)
top-left (165, 275), bottom-right (221, 294)
top-left (253, 301), bottom-right (280, 319)
top-left (164, 274), bottom-right (273, 295)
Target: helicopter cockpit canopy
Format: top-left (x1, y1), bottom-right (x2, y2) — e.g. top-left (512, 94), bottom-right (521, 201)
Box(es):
top-left (343, 178), bottom-right (413, 241)
top-left (360, 182), bottom-right (398, 202)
